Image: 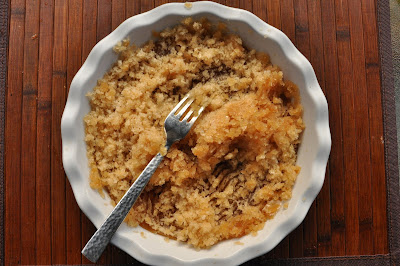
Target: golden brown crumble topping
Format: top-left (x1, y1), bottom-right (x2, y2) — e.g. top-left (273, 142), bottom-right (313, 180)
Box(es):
top-left (84, 18), bottom-right (304, 248)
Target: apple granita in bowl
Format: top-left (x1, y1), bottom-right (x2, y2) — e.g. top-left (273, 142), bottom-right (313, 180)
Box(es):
top-left (84, 18), bottom-right (304, 249)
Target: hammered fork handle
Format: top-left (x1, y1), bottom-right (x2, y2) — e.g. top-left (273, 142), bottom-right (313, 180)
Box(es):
top-left (82, 152), bottom-right (165, 263)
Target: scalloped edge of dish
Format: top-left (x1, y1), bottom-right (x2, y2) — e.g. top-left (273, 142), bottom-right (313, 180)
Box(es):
top-left (61, 2), bottom-right (331, 266)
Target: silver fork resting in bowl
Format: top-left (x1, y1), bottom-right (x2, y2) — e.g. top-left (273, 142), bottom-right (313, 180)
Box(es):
top-left (82, 94), bottom-right (205, 263)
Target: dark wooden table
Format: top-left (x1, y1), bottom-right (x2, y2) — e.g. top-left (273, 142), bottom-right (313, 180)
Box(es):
top-left (3, 0), bottom-right (399, 265)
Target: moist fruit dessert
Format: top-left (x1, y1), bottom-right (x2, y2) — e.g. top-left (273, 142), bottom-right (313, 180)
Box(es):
top-left (84, 18), bottom-right (304, 248)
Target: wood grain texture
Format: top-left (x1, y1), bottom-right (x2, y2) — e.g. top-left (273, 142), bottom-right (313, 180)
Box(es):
top-left (320, 0), bottom-right (346, 257)
top-left (335, 0), bottom-right (360, 255)
top-left (5, 0), bottom-right (25, 265)
top-left (51, 0), bottom-right (68, 264)
top-left (362, 0), bottom-right (388, 255)
top-left (266, 0), bottom-right (280, 29)
top-left (126, 0), bottom-right (140, 17)
top-left (36, 0), bottom-right (54, 264)
top-left (225, 0), bottom-right (239, 8)
top-left (307, 0), bottom-right (332, 257)
top-left (0, 0), bottom-right (7, 264)
top-left (112, 0), bottom-right (126, 30)
top-left (20, 0), bottom-right (39, 264)
top-left (280, 0), bottom-right (295, 43)
top-left (4, 0), bottom-right (390, 264)
top-left (347, 0), bottom-right (374, 255)
top-left (362, 0), bottom-right (388, 254)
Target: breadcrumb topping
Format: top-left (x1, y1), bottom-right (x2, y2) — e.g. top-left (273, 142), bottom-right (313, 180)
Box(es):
top-left (84, 18), bottom-right (304, 248)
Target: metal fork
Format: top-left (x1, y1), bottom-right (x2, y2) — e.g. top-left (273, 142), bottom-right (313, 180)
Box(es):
top-left (82, 94), bottom-right (204, 262)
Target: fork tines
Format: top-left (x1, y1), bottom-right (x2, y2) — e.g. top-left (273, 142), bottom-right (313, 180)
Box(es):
top-left (171, 94), bottom-right (205, 123)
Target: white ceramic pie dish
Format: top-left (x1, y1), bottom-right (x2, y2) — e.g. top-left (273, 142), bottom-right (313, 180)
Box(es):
top-left (61, 2), bottom-right (331, 265)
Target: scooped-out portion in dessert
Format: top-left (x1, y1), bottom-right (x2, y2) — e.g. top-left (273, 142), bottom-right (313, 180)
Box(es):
top-left (84, 18), bottom-right (304, 248)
